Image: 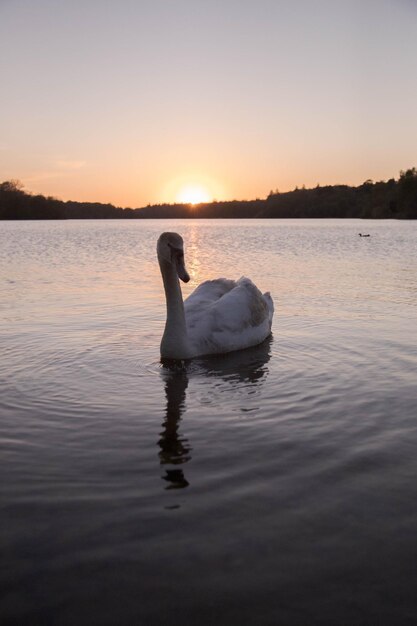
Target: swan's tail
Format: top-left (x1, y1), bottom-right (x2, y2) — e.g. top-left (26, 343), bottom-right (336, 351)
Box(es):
top-left (263, 291), bottom-right (274, 328)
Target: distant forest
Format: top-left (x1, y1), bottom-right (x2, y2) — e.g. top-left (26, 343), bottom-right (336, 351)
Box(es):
top-left (1, 168), bottom-right (417, 220)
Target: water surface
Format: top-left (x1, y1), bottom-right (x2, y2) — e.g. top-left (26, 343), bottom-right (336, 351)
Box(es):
top-left (1, 219), bottom-right (417, 625)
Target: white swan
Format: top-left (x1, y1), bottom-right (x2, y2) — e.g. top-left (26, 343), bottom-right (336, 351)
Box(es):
top-left (157, 232), bottom-right (274, 360)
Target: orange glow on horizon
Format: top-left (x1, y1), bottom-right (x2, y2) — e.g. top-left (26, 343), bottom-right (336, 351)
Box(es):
top-left (176, 184), bottom-right (212, 205)
top-left (161, 174), bottom-right (225, 206)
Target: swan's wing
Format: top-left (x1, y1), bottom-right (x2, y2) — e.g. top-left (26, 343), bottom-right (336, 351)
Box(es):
top-left (184, 277), bottom-right (274, 356)
top-left (184, 278), bottom-right (236, 307)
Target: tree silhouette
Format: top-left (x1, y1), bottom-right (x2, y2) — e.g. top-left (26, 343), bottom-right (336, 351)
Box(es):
top-left (1, 169), bottom-right (417, 220)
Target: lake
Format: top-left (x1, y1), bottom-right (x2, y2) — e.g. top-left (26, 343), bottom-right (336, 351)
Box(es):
top-left (1, 218), bottom-right (417, 625)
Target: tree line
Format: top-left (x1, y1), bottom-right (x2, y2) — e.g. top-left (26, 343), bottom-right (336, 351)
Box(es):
top-left (1, 169), bottom-right (416, 220)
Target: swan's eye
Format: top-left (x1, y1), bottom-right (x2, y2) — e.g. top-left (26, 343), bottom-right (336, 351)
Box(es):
top-left (168, 243), bottom-right (183, 262)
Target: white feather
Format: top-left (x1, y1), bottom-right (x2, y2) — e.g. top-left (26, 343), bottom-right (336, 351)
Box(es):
top-left (185, 277), bottom-right (273, 356)
top-left (157, 232), bottom-right (274, 360)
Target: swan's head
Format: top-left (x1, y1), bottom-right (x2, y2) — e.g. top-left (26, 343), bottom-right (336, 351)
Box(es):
top-left (157, 232), bottom-right (190, 283)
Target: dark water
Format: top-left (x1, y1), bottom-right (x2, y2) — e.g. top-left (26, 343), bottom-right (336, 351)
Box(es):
top-left (1, 219), bottom-right (417, 625)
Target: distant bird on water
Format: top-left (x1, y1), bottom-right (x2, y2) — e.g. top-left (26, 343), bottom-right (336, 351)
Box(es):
top-left (157, 232), bottom-right (274, 360)
top-left (359, 233), bottom-right (371, 237)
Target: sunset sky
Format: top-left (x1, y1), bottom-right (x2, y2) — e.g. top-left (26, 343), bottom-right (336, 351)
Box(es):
top-left (1, 0), bottom-right (417, 207)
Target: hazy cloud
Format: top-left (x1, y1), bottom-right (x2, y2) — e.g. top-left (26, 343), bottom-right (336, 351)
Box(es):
top-left (55, 160), bottom-right (86, 170)
top-left (24, 159), bottom-right (87, 185)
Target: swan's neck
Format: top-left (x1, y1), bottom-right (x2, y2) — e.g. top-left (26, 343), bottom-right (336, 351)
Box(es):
top-left (159, 259), bottom-right (190, 359)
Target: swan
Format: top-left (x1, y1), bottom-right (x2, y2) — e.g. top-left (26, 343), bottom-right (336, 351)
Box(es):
top-left (157, 232), bottom-right (274, 360)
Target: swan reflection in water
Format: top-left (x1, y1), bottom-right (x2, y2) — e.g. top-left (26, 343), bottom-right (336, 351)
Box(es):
top-left (158, 367), bottom-right (191, 489)
top-left (158, 336), bottom-right (272, 489)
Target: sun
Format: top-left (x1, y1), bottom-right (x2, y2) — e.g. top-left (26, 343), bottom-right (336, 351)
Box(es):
top-left (176, 184), bottom-right (212, 205)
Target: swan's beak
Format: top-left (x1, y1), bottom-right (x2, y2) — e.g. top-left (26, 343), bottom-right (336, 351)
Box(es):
top-left (173, 249), bottom-right (190, 283)
top-left (176, 254), bottom-right (190, 283)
